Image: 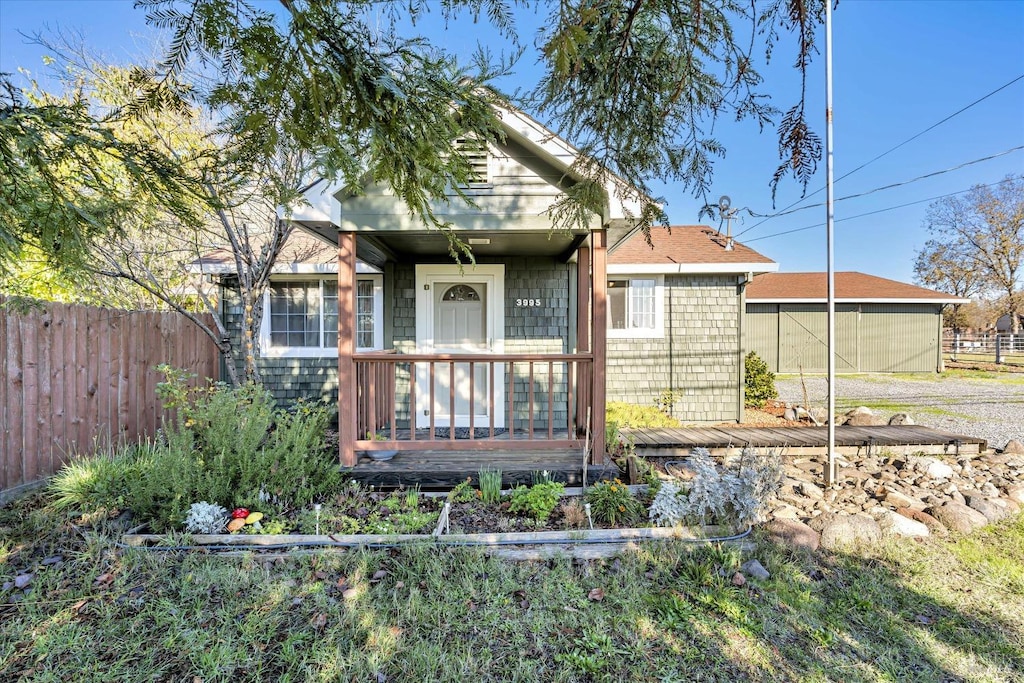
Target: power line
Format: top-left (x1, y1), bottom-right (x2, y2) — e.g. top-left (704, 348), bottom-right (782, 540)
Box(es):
top-left (741, 145), bottom-right (1023, 220)
top-left (743, 181), bottom-right (1005, 244)
top-left (734, 73), bottom-right (1024, 239)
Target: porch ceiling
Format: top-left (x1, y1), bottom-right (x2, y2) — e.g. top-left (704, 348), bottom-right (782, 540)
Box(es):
top-left (356, 230), bottom-right (587, 268)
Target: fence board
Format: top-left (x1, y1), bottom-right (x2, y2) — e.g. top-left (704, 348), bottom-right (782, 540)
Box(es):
top-left (20, 312), bottom-right (39, 482)
top-left (0, 299), bottom-right (6, 488)
top-left (0, 296), bottom-right (219, 492)
top-left (50, 309), bottom-right (68, 471)
top-left (4, 310), bottom-right (24, 489)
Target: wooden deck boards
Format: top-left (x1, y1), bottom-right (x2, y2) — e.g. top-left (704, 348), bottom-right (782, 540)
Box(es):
top-left (346, 425), bottom-right (988, 489)
top-left (622, 425), bottom-right (987, 457)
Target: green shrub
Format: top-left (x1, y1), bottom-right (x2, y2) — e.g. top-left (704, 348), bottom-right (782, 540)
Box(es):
top-left (606, 402), bottom-right (681, 430)
top-left (108, 372), bottom-right (341, 531)
top-left (585, 479), bottom-right (644, 526)
top-left (744, 351), bottom-right (778, 408)
top-left (508, 481), bottom-right (564, 521)
top-left (478, 467), bottom-right (502, 504)
top-left (48, 446), bottom-right (143, 513)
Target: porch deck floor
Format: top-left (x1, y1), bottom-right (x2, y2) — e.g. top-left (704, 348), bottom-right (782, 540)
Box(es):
top-left (623, 424), bottom-right (988, 458)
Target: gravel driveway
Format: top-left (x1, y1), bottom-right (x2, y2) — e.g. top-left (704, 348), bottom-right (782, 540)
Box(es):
top-left (775, 375), bottom-right (1024, 451)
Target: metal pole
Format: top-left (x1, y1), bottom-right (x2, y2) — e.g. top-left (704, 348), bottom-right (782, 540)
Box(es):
top-left (824, 0), bottom-right (837, 487)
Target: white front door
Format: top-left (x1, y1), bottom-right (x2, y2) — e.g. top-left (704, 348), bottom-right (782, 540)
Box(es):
top-left (415, 265), bottom-right (504, 429)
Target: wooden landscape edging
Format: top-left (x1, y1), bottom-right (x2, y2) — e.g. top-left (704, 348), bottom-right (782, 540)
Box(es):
top-left (121, 525), bottom-right (754, 560)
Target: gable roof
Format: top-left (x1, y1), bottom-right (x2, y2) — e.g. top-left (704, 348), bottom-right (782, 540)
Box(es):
top-left (283, 99), bottom-right (654, 254)
top-left (608, 225), bottom-right (777, 275)
top-left (746, 272), bottom-right (969, 303)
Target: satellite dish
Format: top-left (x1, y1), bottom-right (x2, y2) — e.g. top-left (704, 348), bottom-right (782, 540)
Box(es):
top-left (718, 195), bottom-right (731, 212)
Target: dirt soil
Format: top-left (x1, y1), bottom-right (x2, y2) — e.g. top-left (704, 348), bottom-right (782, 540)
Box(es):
top-left (726, 400), bottom-right (806, 428)
top-left (445, 496), bottom-right (637, 535)
top-left (944, 359), bottom-right (1024, 373)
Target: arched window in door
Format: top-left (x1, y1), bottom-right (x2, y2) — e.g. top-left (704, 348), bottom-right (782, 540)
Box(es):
top-left (442, 284), bottom-right (481, 302)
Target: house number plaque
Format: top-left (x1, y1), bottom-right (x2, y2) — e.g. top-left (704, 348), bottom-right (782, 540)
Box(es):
top-left (516, 298), bottom-right (542, 307)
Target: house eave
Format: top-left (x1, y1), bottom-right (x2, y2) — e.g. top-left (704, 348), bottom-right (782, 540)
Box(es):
top-left (745, 297), bottom-right (971, 305)
top-left (608, 262), bottom-right (779, 275)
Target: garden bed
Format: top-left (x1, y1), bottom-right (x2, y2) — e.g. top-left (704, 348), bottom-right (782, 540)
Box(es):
top-left (120, 484), bottom-right (755, 559)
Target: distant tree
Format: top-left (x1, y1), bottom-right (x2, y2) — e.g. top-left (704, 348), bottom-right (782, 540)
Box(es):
top-left (919, 175), bottom-right (1024, 333)
top-left (914, 239), bottom-right (984, 334)
top-left (73, 63), bottom-right (313, 387)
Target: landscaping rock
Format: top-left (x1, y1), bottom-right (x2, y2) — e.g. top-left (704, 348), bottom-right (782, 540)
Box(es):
top-left (912, 457), bottom-right (955, 480)
top-left (929, 502), bottom-right (989, 534)
top-left (895, 507), bottom-right (947, 535)
top-left (764, 519), bottom-right (820, 552)
top-left (797, 481), bottom-right (825, 500)
top-left (1002, 439), bottom-right (1024, 455)
top-left (888, 413), bottom-right (915, 426)
top-left (740, 559), bottom-right (771, 581)
top-left (843, 407), bottom-right (880, 426)
top-left (965, 496), bottom-right (1010, 523)
top-left (770, 504), bottom-right (804, 520)
top-left (881, 487), bottom-right (928, 511)
top-left (875, 509), bottom-right (930, 537)
top-left (810, 513), bottom-right (883, 550)
top-left (1006, 484), bottom-right (1024, 505)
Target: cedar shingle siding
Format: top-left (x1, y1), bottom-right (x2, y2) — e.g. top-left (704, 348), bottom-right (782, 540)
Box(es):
top-left (228, 259), bottom-right (750, 424)
top-left (607, 275), bottom-right (741, 423)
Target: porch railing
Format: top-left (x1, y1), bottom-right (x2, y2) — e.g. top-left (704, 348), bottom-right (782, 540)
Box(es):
top-left (352, 352), bottom-right (593, 451)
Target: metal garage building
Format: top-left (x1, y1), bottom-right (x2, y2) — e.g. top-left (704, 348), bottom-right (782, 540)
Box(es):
top-left (745, 272), bottom-right (967, 373)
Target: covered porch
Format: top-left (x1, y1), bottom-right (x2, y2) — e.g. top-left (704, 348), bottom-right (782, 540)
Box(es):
top-left (334, 229), bottom-right (613, 467)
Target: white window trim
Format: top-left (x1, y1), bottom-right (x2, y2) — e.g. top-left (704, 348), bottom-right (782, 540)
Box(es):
top-left (259, 275), bottom-right (383, 358)
top-left (607, 275), bottom-right (665, 339)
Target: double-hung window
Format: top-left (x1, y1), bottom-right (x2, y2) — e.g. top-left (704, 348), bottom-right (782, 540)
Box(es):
top-left (607, 277), bottom-right (663, 338)
top-left (261, 276), bottom-right (382, 356)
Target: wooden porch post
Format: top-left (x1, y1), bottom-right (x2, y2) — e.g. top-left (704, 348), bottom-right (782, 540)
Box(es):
top-left (338, 232), bottom-right (357, 467)
top-left (591, 230), bottom-right (607, 464)
top-left (575, 246), bottom-right (591, 434)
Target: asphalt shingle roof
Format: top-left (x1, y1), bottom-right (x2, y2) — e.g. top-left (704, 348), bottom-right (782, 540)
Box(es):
top-left (610, 225), bottom-right (775, 266)
top-left (746, 272), bottom-right (964, 301)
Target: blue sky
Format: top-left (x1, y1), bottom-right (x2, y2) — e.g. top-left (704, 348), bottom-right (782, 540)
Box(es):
top-left (2, 0), bottom-right (1022, 285)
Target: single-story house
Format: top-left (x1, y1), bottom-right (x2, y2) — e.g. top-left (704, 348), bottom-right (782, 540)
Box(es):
top-left (268, 101), bottom-right (656, 464)
top-left (202, 98), bottom-right (799, 465)
top-left (212, 225), bottom-right (779, 429)
top-left (745, 272), bottom-right (969, 373)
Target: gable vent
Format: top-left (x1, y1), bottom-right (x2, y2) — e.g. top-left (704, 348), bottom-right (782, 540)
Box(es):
top-left (455, 136), bottom-right (490, 186)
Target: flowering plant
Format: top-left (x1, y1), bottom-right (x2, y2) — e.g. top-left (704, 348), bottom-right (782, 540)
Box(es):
top-left (585, 479), bottom-right (644, 526)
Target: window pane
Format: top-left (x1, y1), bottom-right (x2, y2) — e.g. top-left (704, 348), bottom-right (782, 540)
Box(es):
top-left (630, 278), bottom-right (656, 329)
top-left (356, 279), bottom-right (375, 349)
top-left (608, 280), bottom-right (627, 329)
top-left (322, 281), bottom-right (338, 348)
top-left (269, 282), bottom-right (320, 347)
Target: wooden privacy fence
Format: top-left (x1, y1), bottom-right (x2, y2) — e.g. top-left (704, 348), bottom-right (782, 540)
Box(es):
top-left (1, 297), bottom-right (219, 493)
